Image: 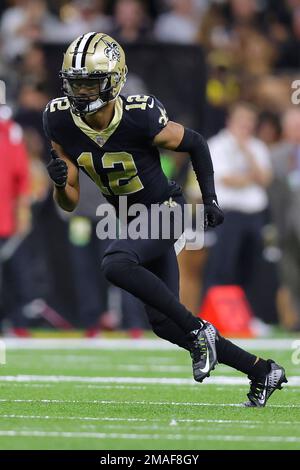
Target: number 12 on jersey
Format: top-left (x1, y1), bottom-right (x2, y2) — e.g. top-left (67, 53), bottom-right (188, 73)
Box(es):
top-left (77, 151), bottom-right (144, 196)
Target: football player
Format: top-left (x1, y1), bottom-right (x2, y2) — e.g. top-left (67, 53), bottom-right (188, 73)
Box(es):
top-left (44, 32), bottom-right (287, 406)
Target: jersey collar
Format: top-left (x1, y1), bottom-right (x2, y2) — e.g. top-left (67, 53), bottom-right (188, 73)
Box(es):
top-left (70, 96), bottom-right (123, 147)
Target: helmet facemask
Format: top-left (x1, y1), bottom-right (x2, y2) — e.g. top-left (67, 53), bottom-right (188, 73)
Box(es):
top-left (60, 71), bottom-right (121, 116)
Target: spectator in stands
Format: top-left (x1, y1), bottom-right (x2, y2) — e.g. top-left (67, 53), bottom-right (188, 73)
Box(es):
top-left (177, 165), bottom-right (211, 316)
top-left (255, 111), bottom-right (296, 329)
top-left (198, 0), bottom-right (276, 77)
top-left (267, 108), bottom-right (300, 330)
top-left (277, 7), bottom-right (300, 69)
top-left (247, 75), bottom-right (292, 114)
top-left (15, 80), bottom-right (50, 162)
top-left (237, 29), bottom-right (277, 77)
top-left (154, 0), bottom-right (201, 44)
top-left (0, 0), bottom-right (60, 62)
top-left (112, 0), bottom-right (151, 43)
top-left (197, 2), bottom-right (228, 51)
top-left (0, 105), bottom-right (32, 335)
top-left (203, 102), bottom-right (273, 304)
top-left (204, 51), bottom-right (241, 138)
top-left (227, 0), bottom-right (261, 27)
top-left (44, 0), bottom-right (112, 44)
top-left (58, 169), bottom-right (149, 336)
top-left (17, 44), bottom-right (49, 89)
top-left (57, 171), bottom-right (119, 335)
top-left (256, 111), bottom-right (282, 149)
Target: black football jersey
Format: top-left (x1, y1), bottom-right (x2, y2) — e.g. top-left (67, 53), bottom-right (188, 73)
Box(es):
top-left (43, 94), bottom-right (179, 209)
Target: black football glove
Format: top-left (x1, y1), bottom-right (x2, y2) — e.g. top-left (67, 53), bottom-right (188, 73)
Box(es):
top-left (203, 196), bottom-right (224, 229)
top-left (46, 149), bottom-right (68, 188)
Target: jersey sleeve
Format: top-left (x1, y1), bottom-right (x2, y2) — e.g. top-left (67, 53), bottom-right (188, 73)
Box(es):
top-left (43, 103), bottom-right (54, 142)
top-left (124, 94), bottom-right (169, 141)
top-left (146, 95), bottom-right (169, 140)
top-left (43, 99), bottom-right (68, 144)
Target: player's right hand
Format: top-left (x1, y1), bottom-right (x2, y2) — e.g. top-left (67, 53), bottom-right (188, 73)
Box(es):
top-left (46, 149), bottom-right (68, 188)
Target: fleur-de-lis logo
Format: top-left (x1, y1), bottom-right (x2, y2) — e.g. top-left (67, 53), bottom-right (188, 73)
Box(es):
top-left (158, 106), bottom-right (168, 126)
top-left (163, 197), bottom-right (177, 208)
top-left (104, 40), bottom-right (121, 62)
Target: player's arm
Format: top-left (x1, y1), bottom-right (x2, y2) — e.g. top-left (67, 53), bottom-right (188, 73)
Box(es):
top-left (47, 141), bottom-right (80, 212)
top-left (153, 121), bottom-right (224, 228)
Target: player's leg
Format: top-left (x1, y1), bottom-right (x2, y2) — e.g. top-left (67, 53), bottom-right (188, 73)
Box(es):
top-left (101, 194), bottom-right (201, 335)
top-left (101, 196), bottom-right (287, 397)
top-left (143, 245), bottom-right (191, 350)
top-left (102, 236), bottom-right (287, 402)
top-left (101, 237), bottom-right (201, 334)
top-left (102, 236), bottom-right (218, 381)
top-left (216, 335), bottom-right (287, 406)
top-left (139, 243), bottom-right (287, 404)
top-left (200, 213), bottom-right (287, 404)
top-left (147, 237), bottom-right (288, 405)
top-left (101, 194), bottom-right (217, 380)
top-left (141, 247), bottom-right (263, 371)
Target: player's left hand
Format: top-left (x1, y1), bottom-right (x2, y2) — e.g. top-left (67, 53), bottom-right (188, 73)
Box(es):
top-left (203, 197), bottom-right (224, 229)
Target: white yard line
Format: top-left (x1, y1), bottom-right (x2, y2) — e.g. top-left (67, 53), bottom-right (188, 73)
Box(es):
top-left (0, 430), bottom-right (299, 443)
top-left (4, 383), bottom-right (147, 390)
top-left (0, 398), bottom-right (298, 409)
top-left (2, 338), bottom-right (300, 350)
top-left (0, 414), bottom-right (299, 426)
top-left (0, 414), bottom-right (148, 422)
top-left (0, 374), bottom-right (299, 386)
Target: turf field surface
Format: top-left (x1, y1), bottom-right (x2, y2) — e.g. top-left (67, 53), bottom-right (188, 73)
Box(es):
top-left (0, 338), bottom-right (299, 450)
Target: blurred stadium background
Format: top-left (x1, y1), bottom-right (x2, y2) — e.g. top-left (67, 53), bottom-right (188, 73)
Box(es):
top-left (0, 0), bottom-right (300, 451)
top-left (1, 0), bottom-right (300, 336)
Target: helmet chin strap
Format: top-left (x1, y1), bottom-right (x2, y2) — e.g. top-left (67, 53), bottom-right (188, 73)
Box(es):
top-left (84, 97), bottom-right (107, 115)
top-left (80, 92), bottom-right (121, 116)
top-left (73, 97), bottom-right (107, 117)
top-left (71, 83), bottom-right (123, 116)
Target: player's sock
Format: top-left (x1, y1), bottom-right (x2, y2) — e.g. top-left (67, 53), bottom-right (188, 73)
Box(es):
top-left (248, 357), bottom-right (270, 377)
top-left (145, 317), bottom-right (270, 377)
top-left (216, 335), bottom-right (261, 375)
top-left (102, 252), bottom-right (202, 333)
top-left (143, 314), bottom-right (271, 379)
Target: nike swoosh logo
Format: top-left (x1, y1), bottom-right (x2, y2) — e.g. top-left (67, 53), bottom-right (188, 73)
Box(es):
top-left (259, 377), bottom-right (268, 403)
top-left (199, 349), bottom-right (210, 374)
top-left (147, 98), bottom-right (154, 109)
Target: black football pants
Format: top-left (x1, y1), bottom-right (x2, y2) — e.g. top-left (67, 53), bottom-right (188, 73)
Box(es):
top-left (101, 193), bottom-right (201, 342)
top-left (101, 195), bottom-right (257, 374)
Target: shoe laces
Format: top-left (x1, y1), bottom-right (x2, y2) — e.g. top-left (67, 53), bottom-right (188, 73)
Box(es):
top-left (190, 334), bottom-right (207, 362)
top-left (248, 376), bottom-right (266, 400)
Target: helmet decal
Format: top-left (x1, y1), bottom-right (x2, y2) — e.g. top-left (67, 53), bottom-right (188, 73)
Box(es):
top-left (60, 33), bottom-right (127, 116)
top-left (103, 40), bottom-right (121, 62)
top-left (73, 32), bottom-right (97, 69)
top-left (71, 34), bottom-right (84, 68)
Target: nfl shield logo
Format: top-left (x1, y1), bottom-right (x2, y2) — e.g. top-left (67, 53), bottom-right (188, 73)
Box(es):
top-left (96, 135), bottom-right (105, 146)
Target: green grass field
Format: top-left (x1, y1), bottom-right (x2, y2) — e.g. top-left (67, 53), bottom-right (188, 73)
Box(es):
top-left (0, 338), bottom-right (299, 450)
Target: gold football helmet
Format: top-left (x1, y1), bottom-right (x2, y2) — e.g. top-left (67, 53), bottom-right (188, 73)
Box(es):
top-left (60, 32), bottom-right (127, 116)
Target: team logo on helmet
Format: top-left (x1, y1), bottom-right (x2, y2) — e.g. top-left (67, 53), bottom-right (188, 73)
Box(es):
top-left (103, 40), bottom-right (121, 62)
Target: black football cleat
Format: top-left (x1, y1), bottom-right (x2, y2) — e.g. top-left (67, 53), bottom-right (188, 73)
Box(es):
top-left (187, 321), bottom-right (218, 382)
top-left (243, 359), bottom-right (288, 407)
